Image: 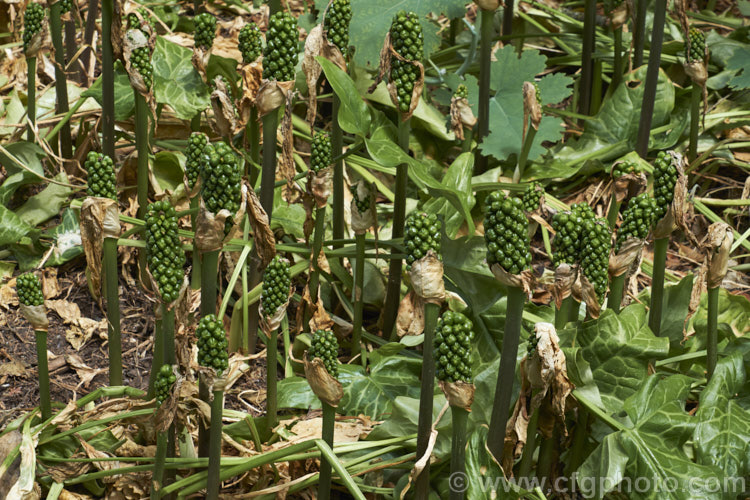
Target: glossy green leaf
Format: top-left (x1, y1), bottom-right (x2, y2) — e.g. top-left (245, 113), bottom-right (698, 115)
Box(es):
top-left (15, 173), bottom-right (73, 226)
top-left (0, 142), bottom-right (46, 205)
top-left (152, 36), bottom-right (211, 119)
top-left (318, 57), bottom-right (371, 137)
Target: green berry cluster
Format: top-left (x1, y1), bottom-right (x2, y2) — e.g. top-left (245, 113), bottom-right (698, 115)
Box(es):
top-left (261, 255), bottom-right (291, 317)
top-left (130, 46), bottom-right (153, 90)
top-left (310, 132), bottom-right (332, 173)
top-left (309, 329), bottom-right (339, 378)
top-left (349, 185), bottom-right (370, 214)
top-left (404, 212), bottom-right (441, 269)
top-left (155, 364), bottom-right (176, 404)
top-left (60, 0), bottom-right (73, 15)
top-left (323, 0), bottom-right (352, 54)
top-left (522, 182), bottom-right (543, 212)
top-left (687, 27), bottom-right (706, 63)
top-left (239, 23), bottom-right (262, 63)
top-left (484, 192), bottom-right (532, 275)
top-left (85, 152), bottom-right (117, 200)
top-left (434, 311), bottom-right (474, 384)
top-left (196, 314), bottom-right (229, 373)
top-left (127, 8), bottom-right (152, 32)
top-left (185, 132), bottom-right (208, 190)
top-left (389, 11), bottom-right (423, 113)
top-left (551, 203), bottom-right (595, 267)
top-left (580, 218), bottom-right (611, 302)
top-left (612, 160), bottom-right (639, 179)
top-left (454, 84), bottom-right (468, 99)
top-left (652, 151), bottom-right (677, 222)
top-left (16, 273), bottom-right (44, 306)
top-left (194, 13), bottom-right (216, 50)
top-left (526, 331), bottom-right (539, 357)
top-left (615, 193), bottom-right (657, 252)
top-left (262, 12), bottom-right (298, 82)
top-left (23, 3), bottom-right (44, 53)
top-left (145, 201), bottom-right (185, 303)
top-left (200, 142), bottom-right (241, 227)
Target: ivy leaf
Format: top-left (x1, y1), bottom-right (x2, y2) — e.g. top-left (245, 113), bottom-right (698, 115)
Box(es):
top-left (152, 37), bottom-right (211, 120)
top-left (15, 173), bottom-right (73, 227)
top-left (727, 47), bottom-right (750, 90)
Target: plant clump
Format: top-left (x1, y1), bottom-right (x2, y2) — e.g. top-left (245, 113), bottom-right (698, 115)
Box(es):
top-left (521, 182), bottom-right (543, 212)
top-left (310, 132), bottom-right (332, 173)
top-left (615, 193), bottom-right (657, 252)
top-left (652, 151), bottom-right (678, 222)
top-left (262, 12), bottom-right (298, 82)
top-left (200, 141), bottom-right (242, 227)
top-left (23, 3), bottom-right (44, 53)
top-left (404, 212), bottom-right (441, 269)
top-left (155, 364), bottom-right (176, 404)
top-left (16, 273), bottom-right (44, 306)
top-left (484, 192), bottom-right (531, 275)
top-left (194, 13), bottom-right (216, 50)
top-left (323, 0), bottom-right (352, 54)
top-left (186, 132), bottom-right (208, 190)
top-left (580, 218), bottom-right (612, 302)
top-left (239, 23), bottom-right (263, 63)
top-left (551, 203), bottom-right (595, 267)
top-left (308, 329), bottom-right (339, 378)
top-left (196, 314), bottom-right (229, 373)
top-left (85, 152), bottom-right (117, 200)
top-left (434, 311), bottom-right (474, 383)
top-left (261, 255), bottom-right (291, 317)
top-left (389, 11), bottom-right (423, 113)
top-left (145, 201), bottom-right (185, 303)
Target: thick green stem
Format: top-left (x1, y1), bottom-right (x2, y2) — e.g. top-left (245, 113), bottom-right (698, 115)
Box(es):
top-left (206, 389), bottom-right (224, 498)
top-left (383, 118), bottom-right (410, 340)
top-left (49, 1), bottom-right (72, 159)
top-left (135, 92), bottom-right (150, 280)
top-left (475, 9), bottom-right (494, 174)
top-left (352, 233), bottom-right (365, 366)
top-left (101, 0), bottom-right (115, 158)
top-left (310, 206), bottom-right (326, 303)
top-left (198, 380), bottom-right (210, 457)
top-left (247, 107), bottom-right (260, 185)
top-left (267, 326), bottom-right (278, 427)
top-left (26, 56), bottom-right (36, 142)
top-left (151, 429), bottom-right (168, 499)
top-left (449, 406), bottom-right (469, 500)
top-left (689, 83), bottom-right (701, 163)
top-left (332, 95), bottom-right (344, 242)
top-left (147, 311), bottom-right (163, 399)
top-left (633, 0), bottom-right (647, 68)
top-left (706, 286), bottom-right (719, 379)
top-left (502, 1), bottom-right (514, 36)
top-left (648, 237), bottom-right (668, 336)
top-left (608, 274), bottom-right (626, 313)
top-left (415, 301), bottom-right (440, 498)
top-left (579, 0), bottom-right (596, 117)
top-left (35, 330), bottom-right (51, 421)
top-left (592, 59), bottom-right (603, 115)
top-left (318, 401), bottom-right (336, 500)
top-left (635, 0), bottom-right (668, 158)
top-left (606, 197), bottom-right (621, 228)
top-left (104, 237), bottom-right (122, 386)
top-left (612, 26), bottom-right (623, 90)
top-left (517, 407), bottom-right (539, 479)
top-left (161, 304), bottom-right (175, 365)
top-left (190, 197), bottom-right (201, 290)
top-left (536, 429), bottom-right (558, 482)
top-left (514, 124), bottom-right (537, 183)
top-left (200, 250), bottom-right (220, 318)
top-left (487, 286), bottom-right (525, 461)
top-left (565, 410), bottom-right (589, 476)
top-left (555, 296), bottom-right (572, 330)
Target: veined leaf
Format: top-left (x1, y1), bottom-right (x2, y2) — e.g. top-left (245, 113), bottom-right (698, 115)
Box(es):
top-left (318, 57), bottom-right (371, 137)
top-left (152, 36), bottom-right (211, 120)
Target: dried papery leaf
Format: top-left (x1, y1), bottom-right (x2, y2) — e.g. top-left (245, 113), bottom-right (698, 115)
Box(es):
top-left (368, 32), bottom-right (393, 95)
top-left (19, 304), bottom-right (49, 331)
top-left (578, 273), bottom-right (602, 319)
top-left (490, 263), bottom-right (535, 298)
top-left (66, 354), bottom-right (106, 389)
top-left (77, 436), bottom-right (120, 475)
top-left (439, 380), bottom-right (475, 411)
top-left (611, 166), bottom-right (647, 204)
top-left (195, 199), bottom-right (232, 253)
top-left (191, 45), bottom-right (212, 82)
top-left (450, 96), bottom-right (476, 141)
top-left (399, 403), bottom-right (450, 499)
top-left (246, 188), bottom-right (276, 268)
top-left (350, 181), bottom-right (377, 235)
top-left (255, 79), bottom-right (294, 117)
top-left (474, 0), bottom-right (502, 10)
top-left (303, 354), bottom-right (343, 407)
top-left (654, 152), bottom-right (688, 239)
top-left (111, 0), bottom-right (123, 61)
top-left (552, 263), bottom-right (577, 309)
top-left (522, 81), bottom-right (542, 139)
top-left (0, 431), bottom-right (21, 499)
top-left (609, 237), bottom-right (646, 278)
top-left (409, 251), bottom-right (445, 304)
top-left (237, 61), bottom-right (263, 126)
top-left (122, 28), bottom-right (152, 98)
top-left (6, 426), bottom-right (38, 500)
top-left (445, 291), bottom-right (468, 313)
top-left (297, 286), bottom-right (335, 336)
top-left (610, 1), bottom-right (629, 29)
top-left (308, 168), bottom-right (332, 209)
top-left (80, 197), bottom-right (120, 302)
top-left (683, 264), bottom-right (706, 340)
top-left (302, 26), bottom-right (346, 126)
top-left (210, 76), bottom-right (238, 139)
top-left (706, 222), bottom-right (733, 289)
top-left (396, 290), bottom-right (424, 337)
top-left (387, 62), bottom-right (424, 122)
top-left (278, 91), bottom-right (302, 204)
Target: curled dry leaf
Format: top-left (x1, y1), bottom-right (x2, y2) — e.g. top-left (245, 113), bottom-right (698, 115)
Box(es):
top-left (303, 25), bottom-right (346, 126)
top-left (576, 273), bottom-right (601, 319)
top-left (255, 79), bottom-right (294, 117)
top-left (684, 264), bottom-right (707, 340)
top-left (654, 152), bottom-right (689, 239)
top-left (80, 197), bottom-right (120, 302)
top-left (308, 167), bottom-right (332, 209)
top-left (611, 165), bottom-right (647, 204)
top-left (490, 263), bottom-right (535, 298)
top-left (6, 425), bottom-right (38, 500)
top-left (210, 76), bottom-right (238, 138)
top-left (706, 222), bottom-right (734, 289)
top-left (439, 380), bottom-right (475, 411)
top-left (122, 28), bottom-right (153, 99)
top-left (237, 61), bottom-right (263, 126)
top-left (522, 81), bottom-right (542, 140)
top-left (303, 354), bottom-right (343, 407)
top-left (399, 402), bottom-right (450, 499)
top-left (409, 251), bottom-right (445, 304)
top-left (19, 304), bottom-right (49, 331)
top-left (194, 198), bottom-right (234, 253)
top-left (246, 187), bottom-right (276, 268)
top-left (191, 46), bottom-right (211, 83)
top-left (66, 354), bottom-right (107, 389)
top-left (450, 95), bottom-right (476, 141)
top-left (279, 91), bottom-right (303, 204)
top-left (610, 1), bottom-right (629, 29)
top-left (445, 290), bottom-right (468, 313)
top-left (396, 289), bottom-right (424, 337)
top-left (609, 237), bottom-right (646, 279)
top-left (350, 181), bottom-right (377, 235)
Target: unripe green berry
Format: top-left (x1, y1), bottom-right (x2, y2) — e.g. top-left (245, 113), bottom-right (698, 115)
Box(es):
top-left (434, 311), bottom-right (474, 384)
top-left (454, 84), bottom-right (468, 100)
top-left (239, 23), bottom-right (262, 63)
top-left (261, 255), bottom-right (291, 317)
top-left (652, 151), bottom-right (677, 222)
top-left (615, 193), bottom-right (657, 252)
top-left (85, 152), bottom-right (117, 200)
top-left (404, 212), bottom-right (441, 270)
top-left (389, 11), bottom-right (423, 113)
top-left (130, 45), bottom-right (153, 90)
top-left (155, 364), bottom-right (176, 404)
top-left (262, 12), bottom-right (298, 82)
top-left (200, 141), bottom-right (242, 231)
top-left (521, 182), bottom-right (543, 212)
top-left (23, 3), bottom-right (44, 53)
top-left (323, 0), bottom-right (352, 54)
top-left (194, 13), bottom-right (216, 50)
top-left (16, 273), bottom-right (44, 306)
top-left (551, 203), bottom-right (595, 267)
top-left (579, 218), bottom-right (611, 302)
top-left (186, 132), bottom-right (208, 190)
top-left (612, 160), bottom-right (639, 179)
top-left (59, 0), bottom-right (73, 14)
top-left (310, 132), bottom-right (332, 173)
top-left (483, 191), bottom-right (532, 275)
top-left (309, 329), bottom-right (339, 378)
top-left (196, 314), bottom-right (229, 373)
top-left (145, 200), bottom-right (185, 303)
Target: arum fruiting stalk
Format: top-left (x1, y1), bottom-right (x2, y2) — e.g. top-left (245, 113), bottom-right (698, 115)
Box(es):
top-left (101, 0), bottom-right (115, 157)
top-left (414, 302), bottom-right (439, 497)
top-left (135, 93), bottom-right (150, 280)
top-left (475, 8), bottom-right (494, 174)
top-left (23, 3), bottom-right (43, 142)
top-left (151, 365), bottom-right (176, 499)
top-left (352, 232), bottom-right (365, 365)
top-left (687, 27), bottom-right (706, 162)
top-left (707, 286), bottom-right (719, 378)
top-left (36, 330), bottom-right (51, 420)
top-left (579, 0), bottom-right (596, 117)
top-left (450, 406), bottom-right (469, 499)
top-left (26, 57), bottom-right (36, 142)
top-left (633, 0), bottom-right (647, 69)
top-left (309, 132), bottom-right (332, 302)
top-left (206, 388), bottom-right (224, 498)
top-left (17, 273), bottom-right (51, 420)
top-left (49, 0), bottom-right (72, 159)
top-left (104, 236), bottom-right (122, 385)
top-left (612, 26), bottom-right (623, 89)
